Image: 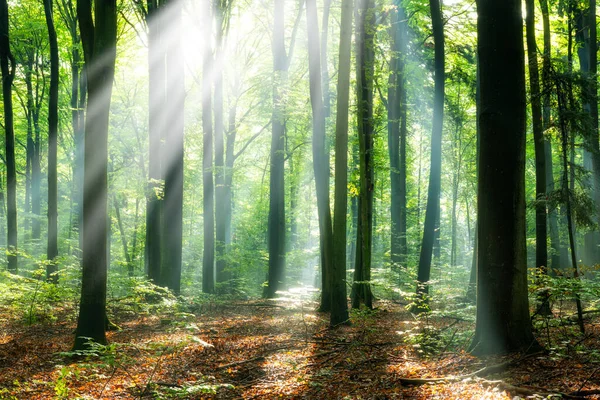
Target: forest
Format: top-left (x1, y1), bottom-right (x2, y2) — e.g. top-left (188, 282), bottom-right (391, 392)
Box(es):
top-left (2, 0), bottom-right (600, 397)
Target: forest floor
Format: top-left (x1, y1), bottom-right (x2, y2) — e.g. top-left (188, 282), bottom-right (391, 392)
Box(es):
top-left (1, 290), bottom-right (600, 399)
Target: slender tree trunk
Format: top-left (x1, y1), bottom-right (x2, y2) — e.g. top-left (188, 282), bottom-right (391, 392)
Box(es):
top-left (306, 0), bottom-right (333, 311)
top-left (351, 0), bottom-right (375, 309)
top-left (321, 0), bottom-right (331, 118)
top-left (44, 0), bottom-right (59, 283)
top-left (0, 0), bottom-right (16, 272)
top-left (145, 0), bottom-right (164, 285)
top-left (266, 0), bottom-right (287, 299)
top-left (556, 72), bottom-right (585, 334)
top-left (415, 0), bottom-right (444, 310)
top-left (331, 0), bottom-right (353, 326)
top-left (214, 2), bottom-right (228, 287)
top-left (161, 0), bottom-right (184, 294)
top-left (24, 53), bottom-right (34, 239)
top-left (588, 0), bottom-right (600, 264)
top-left (526, 0), bottom-right (552, 315)
top-left (113, 195), bottom-right (132, 275)
top-left (225, 97), bottom-right (237, 248)
top-left (202, 0), bottom-right (215, 294)
top-left (389, 0), bottom-right (408, 269)
top-left (73, 0), bottom-right (117, 350)
top-left (32, 109), bottom-right (41, 241)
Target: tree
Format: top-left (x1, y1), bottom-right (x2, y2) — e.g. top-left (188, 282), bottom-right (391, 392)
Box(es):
top-left (388, 0), bottom-right (408, 270)
top-left (214, 0), bottom-right (233, 288)
top-left (306, 0), bottom-right (334, 311)
top-left (202, 0), bottom-right (215, 294)
top-left (266, 0), bottom-right (304, 298)
top-left (415, 0), bottom-right (444, 310)
top-left (145, 0), bottom-right (165, 285)
top-left (161, 0), bottom-right (184, 294)
top-left (43, 0), bottom-right (59, 282)
top-left (351, 0), bottom-right (375, 309)
top-left (470, 0), bottom-right (538, 355)
top-left (525, 0), bottom-right (551, 314)
top-left (0, 0), bottom-right (17, 272)
top-left (56, 0), bottom-right (86, 256)
top-left (330, 0), bottom-right (352, 326)
top-left (73, 0), bottom-right (117, 350)
top-left (539, 0), bottom-right (562, 273)
top-left (265, 0), bottom-right (285, 298)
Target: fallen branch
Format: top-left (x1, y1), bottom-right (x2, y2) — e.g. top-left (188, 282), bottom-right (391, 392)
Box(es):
top-left (398, 361), bottom-right (510, 385)
top-left (479, 379), bottom-right (585, 399)
top-left (216, 356), bottom-right (266, 370)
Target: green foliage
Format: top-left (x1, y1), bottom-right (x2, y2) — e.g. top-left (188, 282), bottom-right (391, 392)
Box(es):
top-left (53, 366), bottom-right (74, 400)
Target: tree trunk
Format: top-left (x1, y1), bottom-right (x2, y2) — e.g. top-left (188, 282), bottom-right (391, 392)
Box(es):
top-left (307, 0), bottom-right (333, 312)
top-left (44, 0), bottom-right (59, 283)
top-left (214, 2), bottom-right (228, 287)
top-left (113, 195), bottom-right (132, 275)
top-left (415, 0), bottom-right (444, 310)
top-left (161, 0), bottom-right (184, 295)
top-left (389, 0), bottom-right (408, 270)
top-left (526, 0), bottom-right (551, 315)
top-left (145, 0), bottom-right (164, 285)
top-left (539, 0), bottom-right (562, 272)
top-left (470, 0), bottom-right (538, 355)
top-left (266, 0), bottom-right (287, 299)
top-left (73, 0), bottom-right (117, 350)
top-left (202, 0), bottom-right (215, 294)
top-left (331, 0), bottom-right (353, 326)
top-left (351, 0), bottom-right (375, 309)
top-left (0, 0), bottom-right (16, 273)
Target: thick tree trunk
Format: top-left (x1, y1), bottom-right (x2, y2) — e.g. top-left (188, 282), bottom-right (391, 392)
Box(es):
top-left (415, 0), bottom-right (444, 310)
top-left (44, 0), bottom-right (59, 282)
top-left (331, 0), bottom-right (353, 326)
top-left (0, 0), bottom-right (16, 273)
top-left (73, 0), bottom-right (117, 350)
top-left (351, 0), bottom-right (375, 309)
top-left (470, 0), bottom-right (538, 355)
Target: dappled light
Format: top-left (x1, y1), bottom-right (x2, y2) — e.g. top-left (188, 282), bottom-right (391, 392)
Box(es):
top-left (3, 0), bottom-right (600, 397)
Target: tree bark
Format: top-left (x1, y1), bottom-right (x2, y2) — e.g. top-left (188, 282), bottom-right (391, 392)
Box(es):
top-left (331, 0), bottom-right (353, 326)
top-left (351, 0), bottom-right (375, 309)
top-left (73, 0), bottom-right (117, 350)
top-left (388, 0), bottom-right (408, 270)
top-left (214, 1), bottom-right (229, 287)
top-left (44, 0), bottom-right (59, 283)
top-left (539, 0), bottom-right (562, 272)
top-left (145, 0), bottom-right (165, 285)
top-left (470, 0), bottom-right (538, 355)
top-left (0, 0), bottom-right (16, 273)
top-left (415, 0), bottom-right (444, 310)
top-left (266, 0), bottom-right (287, 299)
top-left (161, 0), bottom-right (184, 295)
top-left (202, 0), bottom-right (215, 294)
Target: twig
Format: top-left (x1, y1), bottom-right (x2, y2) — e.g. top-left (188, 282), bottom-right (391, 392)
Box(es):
top-left (577, 364), bottom-right (600, 393)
